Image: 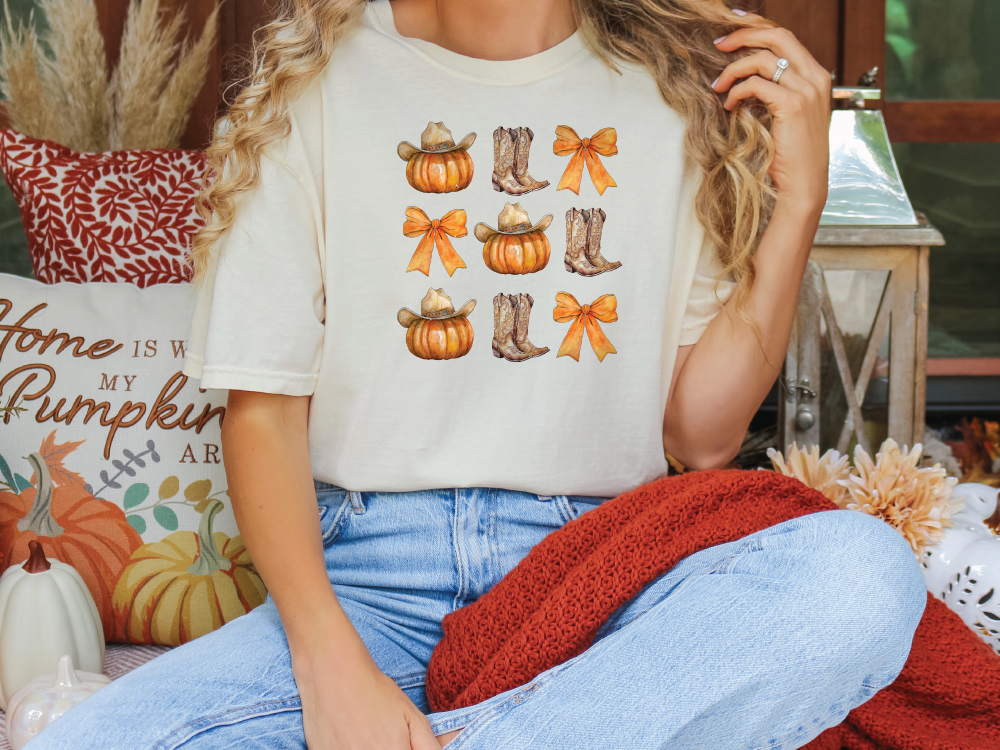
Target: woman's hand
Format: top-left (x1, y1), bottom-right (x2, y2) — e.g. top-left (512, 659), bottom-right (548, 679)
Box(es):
top-left (292, 614), bottom-right (441, 750)
top-left (712, 17), bottom-right (832, 216)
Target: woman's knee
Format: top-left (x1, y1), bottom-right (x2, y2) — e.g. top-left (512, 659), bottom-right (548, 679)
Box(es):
top-left (808, 510), bottom-right (927, 652)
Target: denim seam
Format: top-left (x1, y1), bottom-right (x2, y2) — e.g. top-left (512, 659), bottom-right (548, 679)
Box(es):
top-left (429, 662), bottom-right (574, 744)
top-left (322, 494), bottom-right (354, 547)
top-left (394, 671), bottom-right (427, 689)
top-left (746, 689), bottom-right (857, 750)
top-left (451, 489), bottom-right (468, 611)
top-left (154, 697), bottom-right (302, 750)
top-left (552, 495), bottom-right (577, 525)
top-left (487, 489), bottom-right (498, 590)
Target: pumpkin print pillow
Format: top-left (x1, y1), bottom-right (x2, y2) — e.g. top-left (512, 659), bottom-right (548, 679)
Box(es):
top-left (0, 129), bottom-right (205, 286)
top-left (0, 274), bottom-right (266, 646)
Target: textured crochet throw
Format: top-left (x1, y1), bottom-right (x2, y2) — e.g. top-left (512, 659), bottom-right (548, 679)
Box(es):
top-left (426, 470), bottom-right (1000, 749)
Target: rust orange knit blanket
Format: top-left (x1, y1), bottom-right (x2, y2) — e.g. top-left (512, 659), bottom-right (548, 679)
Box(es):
top-left (426, 470), bottom-right (1000, 748)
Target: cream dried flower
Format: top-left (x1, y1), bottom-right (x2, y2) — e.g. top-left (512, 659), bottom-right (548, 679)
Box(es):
top-left (840, 439), bottom-right (961, 555)
top-left (767, 443), bottom-right (851, 505)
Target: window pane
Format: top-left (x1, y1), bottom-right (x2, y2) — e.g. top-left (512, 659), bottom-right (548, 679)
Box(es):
top-left (886, 0), bottom-right (1000, 100)
top-left (893, 142), bottom-right (1000, 357)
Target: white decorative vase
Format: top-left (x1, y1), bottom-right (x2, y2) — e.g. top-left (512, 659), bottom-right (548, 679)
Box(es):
top-left (5, 654), bottom-right (110, 750)
top-left (0, 540), bottom-right (104, 710)
top-left (921, 482), bottom-right (1000, 655)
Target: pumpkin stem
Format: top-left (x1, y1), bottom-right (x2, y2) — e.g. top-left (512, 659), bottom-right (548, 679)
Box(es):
top-left (16, 453), bottom-right (65, 538)
top-left (187, 498), bottom-right (232, 576)
top-left (22, 539), bottom-right (52, 573)
top-left (55, 655), bottom-right (80, 688)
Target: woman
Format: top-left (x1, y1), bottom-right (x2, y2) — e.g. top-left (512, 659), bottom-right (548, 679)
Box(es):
top-left (33, 0), bottom-right (925, 748)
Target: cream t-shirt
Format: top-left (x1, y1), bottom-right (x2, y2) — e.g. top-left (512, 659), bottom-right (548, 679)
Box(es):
top-left (182, 0), bottom-right (734, 496)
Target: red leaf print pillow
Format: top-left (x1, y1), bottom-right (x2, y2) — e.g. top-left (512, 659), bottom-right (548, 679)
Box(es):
top-left (0, 129), bottom-right (206, 286)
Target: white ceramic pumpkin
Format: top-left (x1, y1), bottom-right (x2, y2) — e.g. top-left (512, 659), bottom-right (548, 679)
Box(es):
top-left (5, 654), bottom-right (110, 750)
top-left (0, 540), bottom-right (104, 710)
top-left (921, 482), bottom-right (1000, 655)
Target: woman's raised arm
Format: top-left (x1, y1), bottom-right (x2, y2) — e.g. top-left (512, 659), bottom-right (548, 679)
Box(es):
top-left (663, 20), bottom-right (832, 470)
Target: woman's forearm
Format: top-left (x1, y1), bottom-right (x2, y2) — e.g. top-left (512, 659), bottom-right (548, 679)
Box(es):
top-left (663, 200), bottom-right (823, 469)
top-left (221, 391), bottom-right (370, 662)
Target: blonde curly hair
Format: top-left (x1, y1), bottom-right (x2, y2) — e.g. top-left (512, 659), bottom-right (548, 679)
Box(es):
top-left (190, 0), bottom-right (777, 322)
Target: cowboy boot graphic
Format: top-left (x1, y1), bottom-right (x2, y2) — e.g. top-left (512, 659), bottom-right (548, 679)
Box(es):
top-left (511, 293), bottom-right (549, 359)
top-left (564, 208), bottom-right (621, 276)
top-left (512, 127), bottom-right (549, 192)
top-left (564, 208), bottom-right (602, 276)
top-left (584, 208), bottom-right (622, 273)
top-left (493, 127), bottom-right (530, 195)
top-left (493, 294), bottom-right (531, 361)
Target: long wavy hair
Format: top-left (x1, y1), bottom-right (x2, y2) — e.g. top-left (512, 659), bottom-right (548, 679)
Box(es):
top-left (190, 0), bottom-right (776, 319)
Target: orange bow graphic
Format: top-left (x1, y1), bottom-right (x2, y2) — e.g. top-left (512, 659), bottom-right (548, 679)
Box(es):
top-left (553, 126), bottom-right (618, 196)
top-left (403, 207), bottom-right (468, 276)
top-left (553, 292), bottom-right (618, 362)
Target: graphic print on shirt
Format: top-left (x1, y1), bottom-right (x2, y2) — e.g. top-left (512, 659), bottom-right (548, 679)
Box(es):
top-left (398, 288), bottom-right (476, 360)
top-left (491, 127), bottom-right (549, 195)
top-left (553, 292), bottom-right (618, 362)
top-left (474, 202), bottom-right (553, 275)
top-left (397, 122), bottom-right (476, 193)
top-left (553, 126), bottom-right (618, 195)
top-left (492, 293), bottom-right (549, 362)
top-left (403, 207), bottom-right (468, 276)
top-left (565, 208), bottom-right (622, 276)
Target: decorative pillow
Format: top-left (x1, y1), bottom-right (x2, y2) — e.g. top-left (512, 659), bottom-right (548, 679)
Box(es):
top-left (0, 129), bottom-right (205, 286)
top-left (0, 274), bottom-right (265, 646)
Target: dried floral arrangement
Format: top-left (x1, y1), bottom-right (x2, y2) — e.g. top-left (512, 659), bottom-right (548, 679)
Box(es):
top-left (945, 418), bottom-right (1000, 487)
top-left (768, 440), bottom-right (961, 555)
top-left (0, 0), bottom-right (218, 152)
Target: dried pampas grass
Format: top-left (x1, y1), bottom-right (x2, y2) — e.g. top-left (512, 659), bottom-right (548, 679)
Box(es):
top-left (0, 0), bottom-right (217, 152)
top-left (769, 440), bottom-right (961, 556)
top-left (767, 443), bottom-right (851, 505)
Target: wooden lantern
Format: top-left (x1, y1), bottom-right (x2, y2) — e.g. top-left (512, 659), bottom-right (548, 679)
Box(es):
top-left (780, 216), bottom-right (945, 454)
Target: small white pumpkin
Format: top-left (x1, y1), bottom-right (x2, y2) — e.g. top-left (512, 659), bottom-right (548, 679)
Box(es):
top-left (0, 540), bottom-right (104, 710)
top-left (921, 482), bottom-right (1000, 655)
top-left (5, 654), bottom-right (110, 750)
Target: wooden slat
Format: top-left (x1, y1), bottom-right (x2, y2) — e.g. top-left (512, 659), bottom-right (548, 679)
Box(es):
top-left (888, 253), bottom-right (918, 444)
top-left (927, 359), bottom-right (1000, 377)
top-left (810, 247), bottom-right (911, 271)
top-left (913, 246), bottom-right (929, 441)
top-left (884, 101), bottom-right (1000, 143)
top-left (815, 225), bottom-right (945, 247)
top-left (841, 0), bottom-right (885, 97)
top-left (758, 0), bottom-right (839, 76)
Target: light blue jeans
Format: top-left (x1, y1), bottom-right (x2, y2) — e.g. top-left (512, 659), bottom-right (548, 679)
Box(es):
top-left (30, 482), bottom-right (926, 750)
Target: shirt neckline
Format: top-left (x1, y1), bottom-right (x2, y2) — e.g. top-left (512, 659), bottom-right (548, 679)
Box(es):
top-left (365, 0), bottom-right (591, 87)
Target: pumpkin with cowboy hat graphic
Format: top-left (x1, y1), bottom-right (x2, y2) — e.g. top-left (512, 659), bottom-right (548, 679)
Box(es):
top-left (475, 202), bottom-right (553, 275)
top-left (397, 122), bottom-right (476, 194)
top-left (398, 288), bottom-right (476, 360)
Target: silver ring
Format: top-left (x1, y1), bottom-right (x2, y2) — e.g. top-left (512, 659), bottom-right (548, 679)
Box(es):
top-left (772, 58), bottom-right (790, 84)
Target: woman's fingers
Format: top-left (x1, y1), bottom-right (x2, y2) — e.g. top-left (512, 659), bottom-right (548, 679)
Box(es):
top-left (713, 50), bottom-right (804, 94)
top-left (408, 712), bottom-right (443, 750)
top-left (715, 27), bottom-right (830, 92)
top-left (723, 74), bottom-right (799, 114)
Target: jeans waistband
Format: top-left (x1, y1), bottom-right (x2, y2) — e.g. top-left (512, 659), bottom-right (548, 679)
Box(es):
top-left (312, 480), bottom-right (608, 509)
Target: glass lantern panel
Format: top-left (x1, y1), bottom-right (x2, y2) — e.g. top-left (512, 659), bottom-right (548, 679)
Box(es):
top-left (817, 270), bottom-right (892, 454)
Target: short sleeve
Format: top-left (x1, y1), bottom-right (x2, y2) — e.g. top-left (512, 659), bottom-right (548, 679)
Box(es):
top-left (676, 209), bottom-right (736, 347)
top-left (183, 101), bottom-right (326, 396)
